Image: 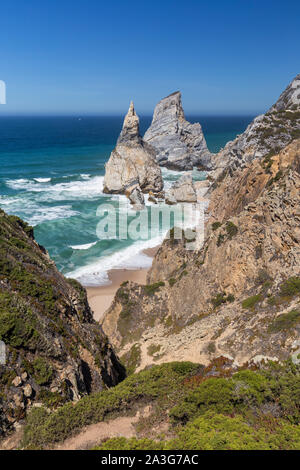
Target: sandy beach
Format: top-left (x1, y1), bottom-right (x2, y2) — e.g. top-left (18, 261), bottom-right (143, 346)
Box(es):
top-left (86, 246), bottom-right (159, 322)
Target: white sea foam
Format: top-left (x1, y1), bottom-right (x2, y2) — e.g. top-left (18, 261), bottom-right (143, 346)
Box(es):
top-left (6, 175), bottom-right (105, 201)
top-left (24, 206), bottom-right (79, 225)
top-left (0, 194), bottom-right (79, 225)
top-left (34, 177), bottom-right (51, 183)
top-left (66, 235), bottom-right (165, 286)
top-left (80, 174), bottom-right (91, 180)
top-left (70, 241), bottom-right (98, 250)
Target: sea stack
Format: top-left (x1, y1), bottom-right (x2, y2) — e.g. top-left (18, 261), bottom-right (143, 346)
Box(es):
top-left (144, 91), bottom-right (211, 171)
top-left (103, 101), bottom-right (163, 205)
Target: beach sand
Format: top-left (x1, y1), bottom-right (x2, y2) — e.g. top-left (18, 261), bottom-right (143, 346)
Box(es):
top-left (86, 246), bottom-right (159, 322)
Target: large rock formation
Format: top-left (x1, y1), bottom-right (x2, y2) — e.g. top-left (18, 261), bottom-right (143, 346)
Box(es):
top-left (101, 140), bottom-right (300, 372)
top-left (144, 91), bottom-right (211, 171)
top-left (103, 102), bottom-right (163, 203)
top-left (0, 210), bottom-right (125, 436)
top-left (211, 74), bottom-right (300, 178)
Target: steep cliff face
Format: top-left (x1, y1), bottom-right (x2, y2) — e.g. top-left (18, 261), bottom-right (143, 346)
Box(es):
top-left (103, 102), bottom-right (163, 203)
top-left (0, 210), bottom-right (125, 436)
top-left (101, 140), bottom-right (300, 372)
top-left (144, 91), bottom-right (211, 170)
top-left (212, 74), bottom-right (300, 176)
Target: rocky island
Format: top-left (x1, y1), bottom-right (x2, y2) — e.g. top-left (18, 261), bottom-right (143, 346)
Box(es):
top-left (103, 101), bottom-right (163, 207)
top-left (144, 91), bottom-right (212, 170)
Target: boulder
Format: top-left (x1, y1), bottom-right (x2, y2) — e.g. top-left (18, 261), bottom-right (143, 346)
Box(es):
top-left (12, 376), bottom-right (22, 387)
top-left (165, 174), bottom-right (197, 203)
top-left (128, 186), bottom-right (145, 209)
top-left (144, 91), bottom-right (211, 170)
top-left (23, 384), bottom-right (33, 398)
top-left (103, 102), bottom-right (163, 201)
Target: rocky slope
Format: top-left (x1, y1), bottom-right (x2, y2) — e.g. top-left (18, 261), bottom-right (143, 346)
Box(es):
top-left (101, 140), bottom-right (300, 373)
top-left (103, 102), bottom-right (163, 206)
top-left (144, 91), bottom-right (211, 170)
top-left (211, 74), bottom-right (300, 177)
top-left (0, 210), bottom-right (125, 436)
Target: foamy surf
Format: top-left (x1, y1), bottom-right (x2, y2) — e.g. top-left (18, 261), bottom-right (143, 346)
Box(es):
top-left (66, 235), bottom-right (165, 287)
top-left (70, 241), bottom-right (98, 250)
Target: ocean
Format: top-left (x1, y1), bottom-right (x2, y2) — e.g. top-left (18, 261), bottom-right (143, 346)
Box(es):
top-left (0, 115), bottom-right (253, 286)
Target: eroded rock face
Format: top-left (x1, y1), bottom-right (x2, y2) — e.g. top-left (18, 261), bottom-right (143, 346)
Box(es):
top-left (144, 91), bottom-right (211, 170)
top-left (103, 102), bottom-right (163, 199)
top-left (0, 210), bottom-right (125, 436)
top-left (165, 174), bottom-right (197, 203)
top-left (101, 140), bottom-right (300, 372)
top-left (211, 74), bottom-right (300, 176)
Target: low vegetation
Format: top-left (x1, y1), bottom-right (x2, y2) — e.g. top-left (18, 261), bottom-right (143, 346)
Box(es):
top-left (22, 359), bottom-right (300, 450)
top-left (144, 281), bottom-right (165, 295)
top-left (242, 294), bottom-right (262, 310)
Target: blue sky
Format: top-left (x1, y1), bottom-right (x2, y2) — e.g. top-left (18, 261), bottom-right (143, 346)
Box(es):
top-left (0, 0), bottom-right (299, 115)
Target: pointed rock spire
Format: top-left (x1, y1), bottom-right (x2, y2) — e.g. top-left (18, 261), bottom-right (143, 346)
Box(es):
top-left (117, 100), bottom-right (141, 144)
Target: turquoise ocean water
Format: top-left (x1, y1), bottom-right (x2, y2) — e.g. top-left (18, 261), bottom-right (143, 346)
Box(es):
top-left (0, 115), bottom-right (253, 286)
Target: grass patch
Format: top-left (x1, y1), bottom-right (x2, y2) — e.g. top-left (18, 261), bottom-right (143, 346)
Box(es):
top-left (279, 277), bottom-right (300, 298)
top-left (144, 282), bottom-right (165, 296)
top-left (269, 310), bottom-right (300, 333)
top-left (120, 343), bottom-right (141, 375)
top-left (242, 294), bottom-right (262, 310)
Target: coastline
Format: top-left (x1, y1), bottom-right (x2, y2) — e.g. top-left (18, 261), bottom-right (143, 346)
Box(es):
top-left (86, 246), bottom-right (159, 322)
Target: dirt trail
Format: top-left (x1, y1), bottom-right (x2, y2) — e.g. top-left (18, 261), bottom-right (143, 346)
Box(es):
top-left (54, 408), bottom-right (150, 450)
top-left (0, 427), bottom-right (23, 450)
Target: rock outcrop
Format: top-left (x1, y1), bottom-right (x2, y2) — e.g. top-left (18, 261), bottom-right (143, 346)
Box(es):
top-left (0, 210), bottom-right (125, 436)
top-left (211, 74), bottom-right (300, 177)
top-left (144, 91), bottom-right (211, 171)
top-left (101, 140), bottom-right (300, 373)
top-left (165, 174), bottom-right (197, 204)
top-left (103, 102), bottom-right (163, 204)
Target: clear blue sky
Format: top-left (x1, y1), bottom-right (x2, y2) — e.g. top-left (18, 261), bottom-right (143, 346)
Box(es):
top-left (0, 0), bottom-right (299, 115)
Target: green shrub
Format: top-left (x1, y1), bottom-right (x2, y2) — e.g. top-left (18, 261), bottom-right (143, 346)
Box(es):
top-left (169, 378), bottom-right (235, 424)
top-left (95, 437), bottom-right (164, 450)
top-left (211, 292), bottom-right (235, 308)
top-left (212, 222), bottom-right (222, 231)
top-left (94, 412), bottom-right (300, 450)
top-left (242, 294), bottom-right (262, 310)
top-left (167, 412), bottom-right (300, 450)
top-left (168, 278), bottom-right (176, 287)
top-left (279, 277), bottom-right (300, 298)
top-left (33, 358), bottom-right (53, 385)
top-left (144, 282), bottom-right (165, 295)
top-left (269, 310), bottom-right (300, 333)
top-left (22, 362), bottom-right (200, 448)
top-left (38, 390), bottom-right (66, 409)
top-left (120, 343), bottom-right (141, 375)
top-left (225, 221), bottom-right (238, 239)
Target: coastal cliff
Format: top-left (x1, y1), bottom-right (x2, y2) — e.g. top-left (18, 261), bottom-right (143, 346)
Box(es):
top-left (211, 74), bottom-right (300, 177)
top-left (144, 91), bottom-right (211, 170)
top-left (101, 139), bottom-right (300, 372)
top-left (0, 210), bottom-right (125, 436)
top-left (103, 102), bottom-right (163, 205)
